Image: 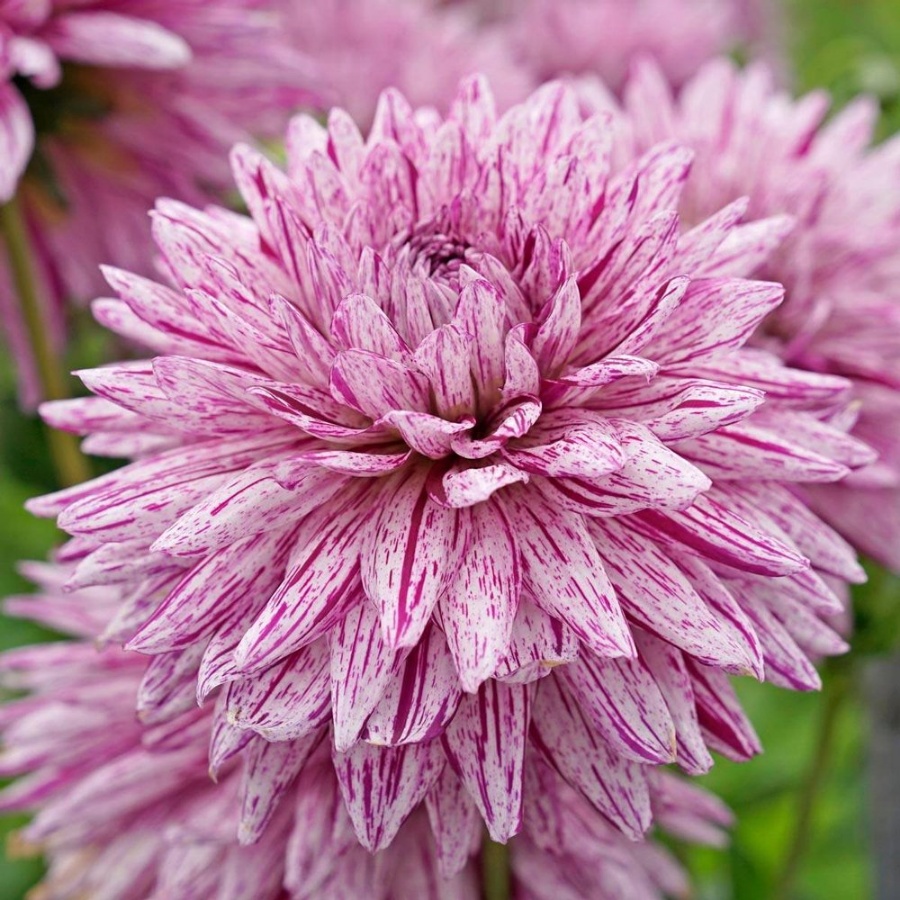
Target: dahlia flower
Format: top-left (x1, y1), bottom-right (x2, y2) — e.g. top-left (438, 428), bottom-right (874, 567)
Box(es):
top-left (485, 0), bottom-right (776, 95)
top-left (0, 0), bottom-right (314, 406)
top-left (606, 58), bottom-right (900, 571)
top-left (281, 0), bottom-right (527, 130)
top-left (31, 79), bottom-right (865, 848)
top-left (0, 565), bottom-right (730, 900)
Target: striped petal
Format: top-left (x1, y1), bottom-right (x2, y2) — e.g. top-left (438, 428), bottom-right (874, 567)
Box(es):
top-left (530, 675), bottom-right (652, 839)
top-left (330, 601), bottom-right (402, 752)
top-left (224, 641), bottom-right (331, 741)
top-left (558, 654), bottom-right (677, 765)
top-left (129, 528), bottom-right (295, 653)
top-left (330, 350), bottom-right (430, 418)
top-left (235, 493), bottom-right (370, 672)
top-left (361, 468), bottom-right (457, 649)
top-left (493, 599), bottom-right (578, 684)
top-left (363, 627), bottom-right (462, 746)
top-left (333, 740), bottom-right (442, 852)
top-left (442, 681), bottom-right (532, 843)
top-left (442, 504), bottom-right (520, 692)
top-left (425, 766), bottom-right (481, 878)
top-left (152, 463), bottom-right (345, 557)
top-left (238, 733), bottom-right (321, 844)
top-left (499, 491), bottom-right (633, 658)
top-left (634, 632), bottom-right (713, 775)
top-left (590, 517), bottom-right (763, 674)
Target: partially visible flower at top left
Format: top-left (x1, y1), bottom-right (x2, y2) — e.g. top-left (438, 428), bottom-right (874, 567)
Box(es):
top-left (0, 0), bottom-right (316, 407)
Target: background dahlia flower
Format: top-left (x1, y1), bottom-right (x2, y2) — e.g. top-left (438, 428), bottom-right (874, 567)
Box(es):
top-left (476, 0), bottom-right (780, 96)
top-left (606, 58), bottom-right (900, 572)
top-left (280, 0), bottom-right (528, 131)
top-left (0, 565), bottom-right (731, 900)
top-left (0, 0), bottom-right (315, 407)
top-left (29, 78), bottom-right (869, 851)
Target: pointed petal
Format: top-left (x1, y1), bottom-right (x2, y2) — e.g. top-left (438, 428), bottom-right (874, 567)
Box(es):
top-left (675, 421), bottom-right (850, 483)
top-left (330, 350), bottom-right (430, 418)
top-left (331, 293), bottom-right (412, 362)
top-left (538, 421), bottom-right (711, 517)
top-left (425, 767), bottom-right (481, 878)
top-left (502, 328), bottom-right (541, 397)
top-left (494, 599), bottom-right (578, 684)
top-left (505, 419), bottom-right (625, 478)
top-left (333, 740), bottom-right (442, 851)
top-left (239, 733), bottom-right (321, 844)
top-left (0, 83), bottom-right (33, 202)
top-left (364, 627), bottom-right (462, 745)
top-left (634, 632), bottom-right (713, 775)
top-left (225, 641), bottom-right (331, 741)
top-left (672, 554), bottom-right (765, 678)
top-left (453, 278), bottom-right (508, 407)
top-left (442, 681), bottom-right (532, 843)
top-left (152, 462), bottom-right (345, 557)
top-left (298, 449), bottom-right (411, 477)
top-left (361, 468), bottom-right (457, 649)
top-left (414, 325), bottom-right (476, 418)
top-left (687, 661), bottom-right (761, 762)
top-left (530, 675), bottom-right (652, 839)
top-left (49, 434), bottom-right (286, 539)
top-left (634, 489), bottom-right (807, 576)
top-left (130, 528), bottom-right (295, 653)
top-left (650, 279), bottom-right (784, 363)
top-left (330, 601), bottom-right (402, 752)
top-left (44, 11), bottom-right (190, 68)
top-left (590, 518), bottom-right (762, 674)
top-left (531, 277), bottom-right (581, 375)
top-left (442, 505), bottom-right (520, 692)
top-left (235, 489), bottom-right (371, 672)
top-left (498, 491), bottom-right (633, 658)
top-left (558, 653), bottom-right (676, 765)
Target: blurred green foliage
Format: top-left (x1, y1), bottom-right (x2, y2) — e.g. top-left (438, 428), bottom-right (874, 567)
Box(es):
top-left (682, 661), bottom-right (870, 900)
top-left (1, 1), bottom-right (900, 898)
top-left (788, 0), bottom-right (900, 137)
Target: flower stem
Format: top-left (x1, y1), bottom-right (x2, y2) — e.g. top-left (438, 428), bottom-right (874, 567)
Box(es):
top-left (482, 834), bottom-right (511, 900)
top-left (773, 660), bottom-right (851, 900)
top-left (0, 195), bottom-right (90, 487)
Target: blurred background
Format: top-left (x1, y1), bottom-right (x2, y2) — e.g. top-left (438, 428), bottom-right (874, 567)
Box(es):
top-left (2, 0), bottom-right (900, 897)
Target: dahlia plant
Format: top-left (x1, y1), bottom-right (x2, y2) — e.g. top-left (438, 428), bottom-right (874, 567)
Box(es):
top-left (20, 78), bottom-right (869, 871)
top-left (0, 0), bottom-right (314, 408)
top-left (0, 564), bottom-right (731, 899)
top-left (606, 58), bottom-right (900, 572)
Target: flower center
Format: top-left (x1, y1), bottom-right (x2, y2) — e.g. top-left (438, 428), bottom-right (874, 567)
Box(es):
top-left (403, 215), bottom-right (472, 289)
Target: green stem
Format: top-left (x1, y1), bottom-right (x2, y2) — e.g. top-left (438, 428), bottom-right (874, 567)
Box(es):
top-left (482, 834), bottom-right (511, 900)
top-left (1, 195), bottom-right (90, 487)
top-left (773, 661), bottom-right (851, 900)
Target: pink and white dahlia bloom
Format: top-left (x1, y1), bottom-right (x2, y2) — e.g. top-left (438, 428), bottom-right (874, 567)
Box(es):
top-left (0, 0), bottom-right (314, 406)
top-left (281, 0), bottom-right (527, 130)
top-left (609, 59), bottom-right (900, 571)
top-left (31, 79), bottom-right (867, 847)
top-left (0, 566), bottom-right (730, 900)
top-left (486, 0), bottom-right (777, 95)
